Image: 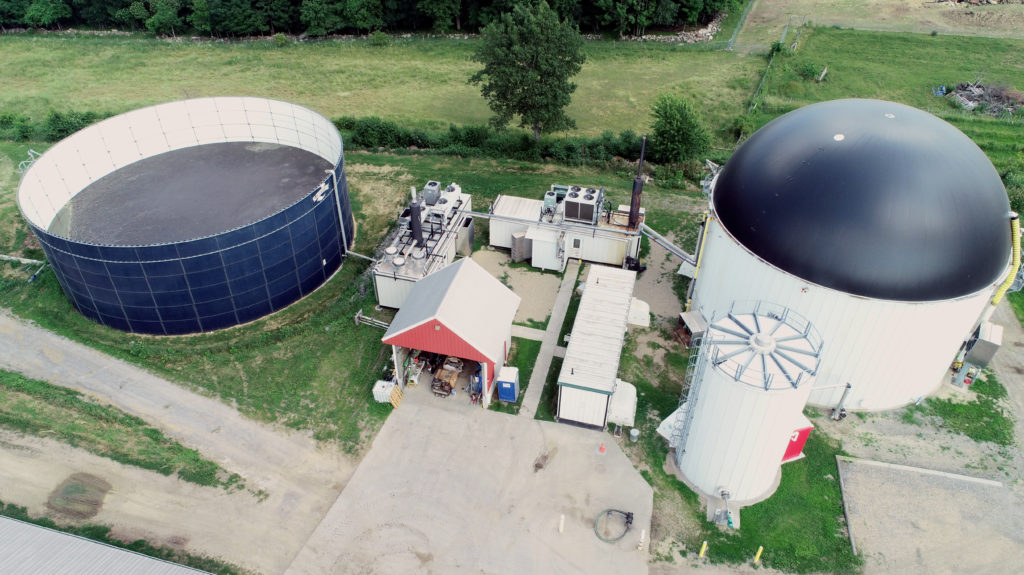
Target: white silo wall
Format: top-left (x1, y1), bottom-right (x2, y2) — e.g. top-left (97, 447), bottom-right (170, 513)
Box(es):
top-left (679, 364), bottom-right (815, 502)
top-left (690, 218), bottom-right (998, 411)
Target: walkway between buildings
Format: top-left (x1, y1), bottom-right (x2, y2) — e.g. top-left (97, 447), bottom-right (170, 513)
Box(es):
top-left (519, 260), bottom-right (580, 419)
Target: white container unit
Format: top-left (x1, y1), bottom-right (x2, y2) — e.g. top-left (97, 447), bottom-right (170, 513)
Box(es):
top-left (489, 195), bottom-right (544, 249)
top-left (689, 99), bottom-right (1013, 412)
top-left (557, 265), bottom-right (637, 429)
top-left (675, 303), bottom-right (823, 503)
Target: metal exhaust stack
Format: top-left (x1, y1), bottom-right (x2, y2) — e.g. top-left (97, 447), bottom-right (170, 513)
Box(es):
top-left (628, 136), bottom-right (647, 230)
top-left (409, 186), bottom-right (425, 248)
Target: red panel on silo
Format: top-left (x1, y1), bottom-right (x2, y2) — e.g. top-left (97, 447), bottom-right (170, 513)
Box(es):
top-left (782, 423), bottom-right (813, 463)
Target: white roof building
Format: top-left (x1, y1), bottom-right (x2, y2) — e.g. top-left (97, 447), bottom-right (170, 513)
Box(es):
top-left (0, 516), bottom-right (209, 574)
top-left (556, 265), bottom-right (637, 429)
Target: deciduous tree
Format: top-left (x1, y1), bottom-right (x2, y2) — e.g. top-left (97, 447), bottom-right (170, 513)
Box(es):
top-left (22, 0), bottom-right (70, 27)
top-left (469, 0), bottom-right (585, 141)
top-left (649, 93), bottom-right (710, 165)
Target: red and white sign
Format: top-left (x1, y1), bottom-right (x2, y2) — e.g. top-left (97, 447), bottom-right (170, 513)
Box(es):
top-left (782, 415), bottom-right (813, 463)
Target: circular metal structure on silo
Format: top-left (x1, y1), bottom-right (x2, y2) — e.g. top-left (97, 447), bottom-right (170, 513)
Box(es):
top-left (690, 99), bottom-right (1014, 411)
top-left (675, 303), bottom-right (823, 503)
top-left (17, 97), bottom-right (354, 335)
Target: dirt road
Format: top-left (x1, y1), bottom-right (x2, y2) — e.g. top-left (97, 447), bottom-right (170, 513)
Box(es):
top-left (0, 310), bottom-right (355, 573)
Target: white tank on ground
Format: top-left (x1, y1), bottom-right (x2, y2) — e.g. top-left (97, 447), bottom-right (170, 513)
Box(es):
top-left (675, 302), bottom-right (823, 503)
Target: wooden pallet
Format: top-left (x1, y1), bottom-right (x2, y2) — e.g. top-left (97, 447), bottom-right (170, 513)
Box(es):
top-left (389, 387), bottom-right (404, 408)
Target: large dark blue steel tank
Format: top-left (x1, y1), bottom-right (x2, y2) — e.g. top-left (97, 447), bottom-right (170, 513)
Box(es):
top-left (712, 99), bottom-right (1011, 301)
top-left (17, 98), bottom-right (355, 335)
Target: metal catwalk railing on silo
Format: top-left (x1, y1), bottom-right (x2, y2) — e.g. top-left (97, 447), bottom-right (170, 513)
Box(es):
top-left (671, 333), bottom-right (707, 466)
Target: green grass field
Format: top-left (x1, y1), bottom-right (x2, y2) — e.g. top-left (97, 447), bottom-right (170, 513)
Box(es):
top-left (901, 371), bottom-right (1015, 447)
top-left (0, 370), bottom-right (243, 489)
top-left (0, 34), bottom-right (763, 145)
top-left (755, 27), bottom-right (1024, 173)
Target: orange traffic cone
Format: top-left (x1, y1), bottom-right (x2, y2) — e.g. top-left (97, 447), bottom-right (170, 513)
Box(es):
top-left (598, 442), bottom-right (606, 455)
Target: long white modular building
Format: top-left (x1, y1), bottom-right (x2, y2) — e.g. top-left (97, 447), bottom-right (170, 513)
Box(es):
top-left (489, 186), bottom-right (644, 272)
top-left (556, 265), bottom-right (639, 429)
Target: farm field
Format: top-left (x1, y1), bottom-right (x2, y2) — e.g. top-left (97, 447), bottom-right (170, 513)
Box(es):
top-left (736, 0), bottom-right (1024, 49)
top-left (0, 35), bottom-right (763, 143)
top-left (751, 26), bottom-right (1024, 194)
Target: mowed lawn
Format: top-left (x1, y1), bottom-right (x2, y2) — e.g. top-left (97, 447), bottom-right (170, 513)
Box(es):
top-left (757, 27), bottom-right (1024, 172)
top-left (0, 35), bottom-right (763, 140)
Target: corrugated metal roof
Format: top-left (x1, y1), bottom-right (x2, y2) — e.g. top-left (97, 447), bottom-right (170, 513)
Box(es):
top-left (492, 195), bottom-right (543, 221)
top-left (0, 516), bottom-right (209, 575)
top-left (382, 257), bottom-right (521, 363)
top-left (559, 266), bottom-right (636, 393)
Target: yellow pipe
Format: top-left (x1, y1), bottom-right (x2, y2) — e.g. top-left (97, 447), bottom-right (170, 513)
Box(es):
top-left (991, 212), bottom-right (1020, 306)
top-left (685, 212), bottom-right (713, 312)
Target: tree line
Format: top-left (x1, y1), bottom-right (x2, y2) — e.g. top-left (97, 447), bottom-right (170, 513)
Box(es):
top-left (0, 0), bottom-right (734, 37)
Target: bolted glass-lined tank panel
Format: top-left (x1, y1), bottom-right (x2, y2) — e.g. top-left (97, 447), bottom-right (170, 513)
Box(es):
top-left (17, 98), bottom-right (353, 335)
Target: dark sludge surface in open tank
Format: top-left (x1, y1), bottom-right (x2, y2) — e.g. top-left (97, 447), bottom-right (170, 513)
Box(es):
top-left (48, 142), bottom-right (333, 245)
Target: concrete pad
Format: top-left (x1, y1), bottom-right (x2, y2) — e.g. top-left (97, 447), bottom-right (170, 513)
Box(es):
top-left (288, 388), bottom-right (653, 575)
top-left (838, 457), bottom-right (1024, 574)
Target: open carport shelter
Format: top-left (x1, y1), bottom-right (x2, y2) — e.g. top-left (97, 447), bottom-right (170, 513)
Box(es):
top-left (382, 257), bottom-right (520, 407)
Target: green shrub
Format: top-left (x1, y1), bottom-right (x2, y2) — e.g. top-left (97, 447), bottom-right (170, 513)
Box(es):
top-left (351, 116), bottom-right (406, 148)
top-left (368, 30), bottom-right (390, 47)
top-left (44, 110), bottom-right (105, 141)
top-left (273, 33), bottom-right (289, 47)
top-left (0, 112), bottom-right (37, 141)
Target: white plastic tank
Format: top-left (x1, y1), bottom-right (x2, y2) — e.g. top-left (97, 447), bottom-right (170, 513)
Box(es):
top-left (690, 100), bottom-right (1013, 411)
top-left (675, 302), bottom-right (823, 503)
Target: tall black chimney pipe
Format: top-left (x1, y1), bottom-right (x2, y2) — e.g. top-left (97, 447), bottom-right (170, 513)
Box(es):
top-left (410, 200), bottom-right (425, 247)
top-left (628, 136), bottom-right (647, 230)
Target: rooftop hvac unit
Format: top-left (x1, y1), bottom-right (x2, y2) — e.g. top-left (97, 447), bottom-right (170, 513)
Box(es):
top-left (543, 191), bottom-right (557, 214)
top-left (564, 186), bottom-right (602, 225)
top-left (422, 181), bottom-right (441, 205)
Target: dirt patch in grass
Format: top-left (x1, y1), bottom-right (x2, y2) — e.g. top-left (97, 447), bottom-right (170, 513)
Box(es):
top-left (471, 247), bottom-right (560, 326)
top-left (737, 0), bottom-right (1024, 49)
top-left (47, 473), bottom-right (111, 519)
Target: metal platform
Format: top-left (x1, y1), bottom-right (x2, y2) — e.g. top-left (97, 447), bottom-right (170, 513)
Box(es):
top-left (48, 142), bottom-right (332, 245)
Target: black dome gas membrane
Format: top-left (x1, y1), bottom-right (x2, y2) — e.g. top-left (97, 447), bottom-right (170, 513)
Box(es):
top-left (712, 99), bottom-right (1011, 301)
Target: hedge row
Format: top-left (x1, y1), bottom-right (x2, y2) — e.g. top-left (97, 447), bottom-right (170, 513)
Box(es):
top-left (1, 109), bottom-right (653, 168)
top-left (337, 115), bottom-right (649, 166)
top-left (0, 110), bottom-right (111, 143)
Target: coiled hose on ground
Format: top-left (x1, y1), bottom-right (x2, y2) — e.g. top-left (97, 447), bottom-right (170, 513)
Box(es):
top-left (594, 509), bottom-right (634, 543)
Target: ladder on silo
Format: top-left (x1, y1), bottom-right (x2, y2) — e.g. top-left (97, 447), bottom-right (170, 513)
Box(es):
top-left (672, 336), bottom-right (707, 466)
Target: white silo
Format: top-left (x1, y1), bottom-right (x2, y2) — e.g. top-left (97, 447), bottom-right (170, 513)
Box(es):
top-left (688, 99), bottom-right (1017, 411)
top-left (673, 302), bottom-right (823, 504)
